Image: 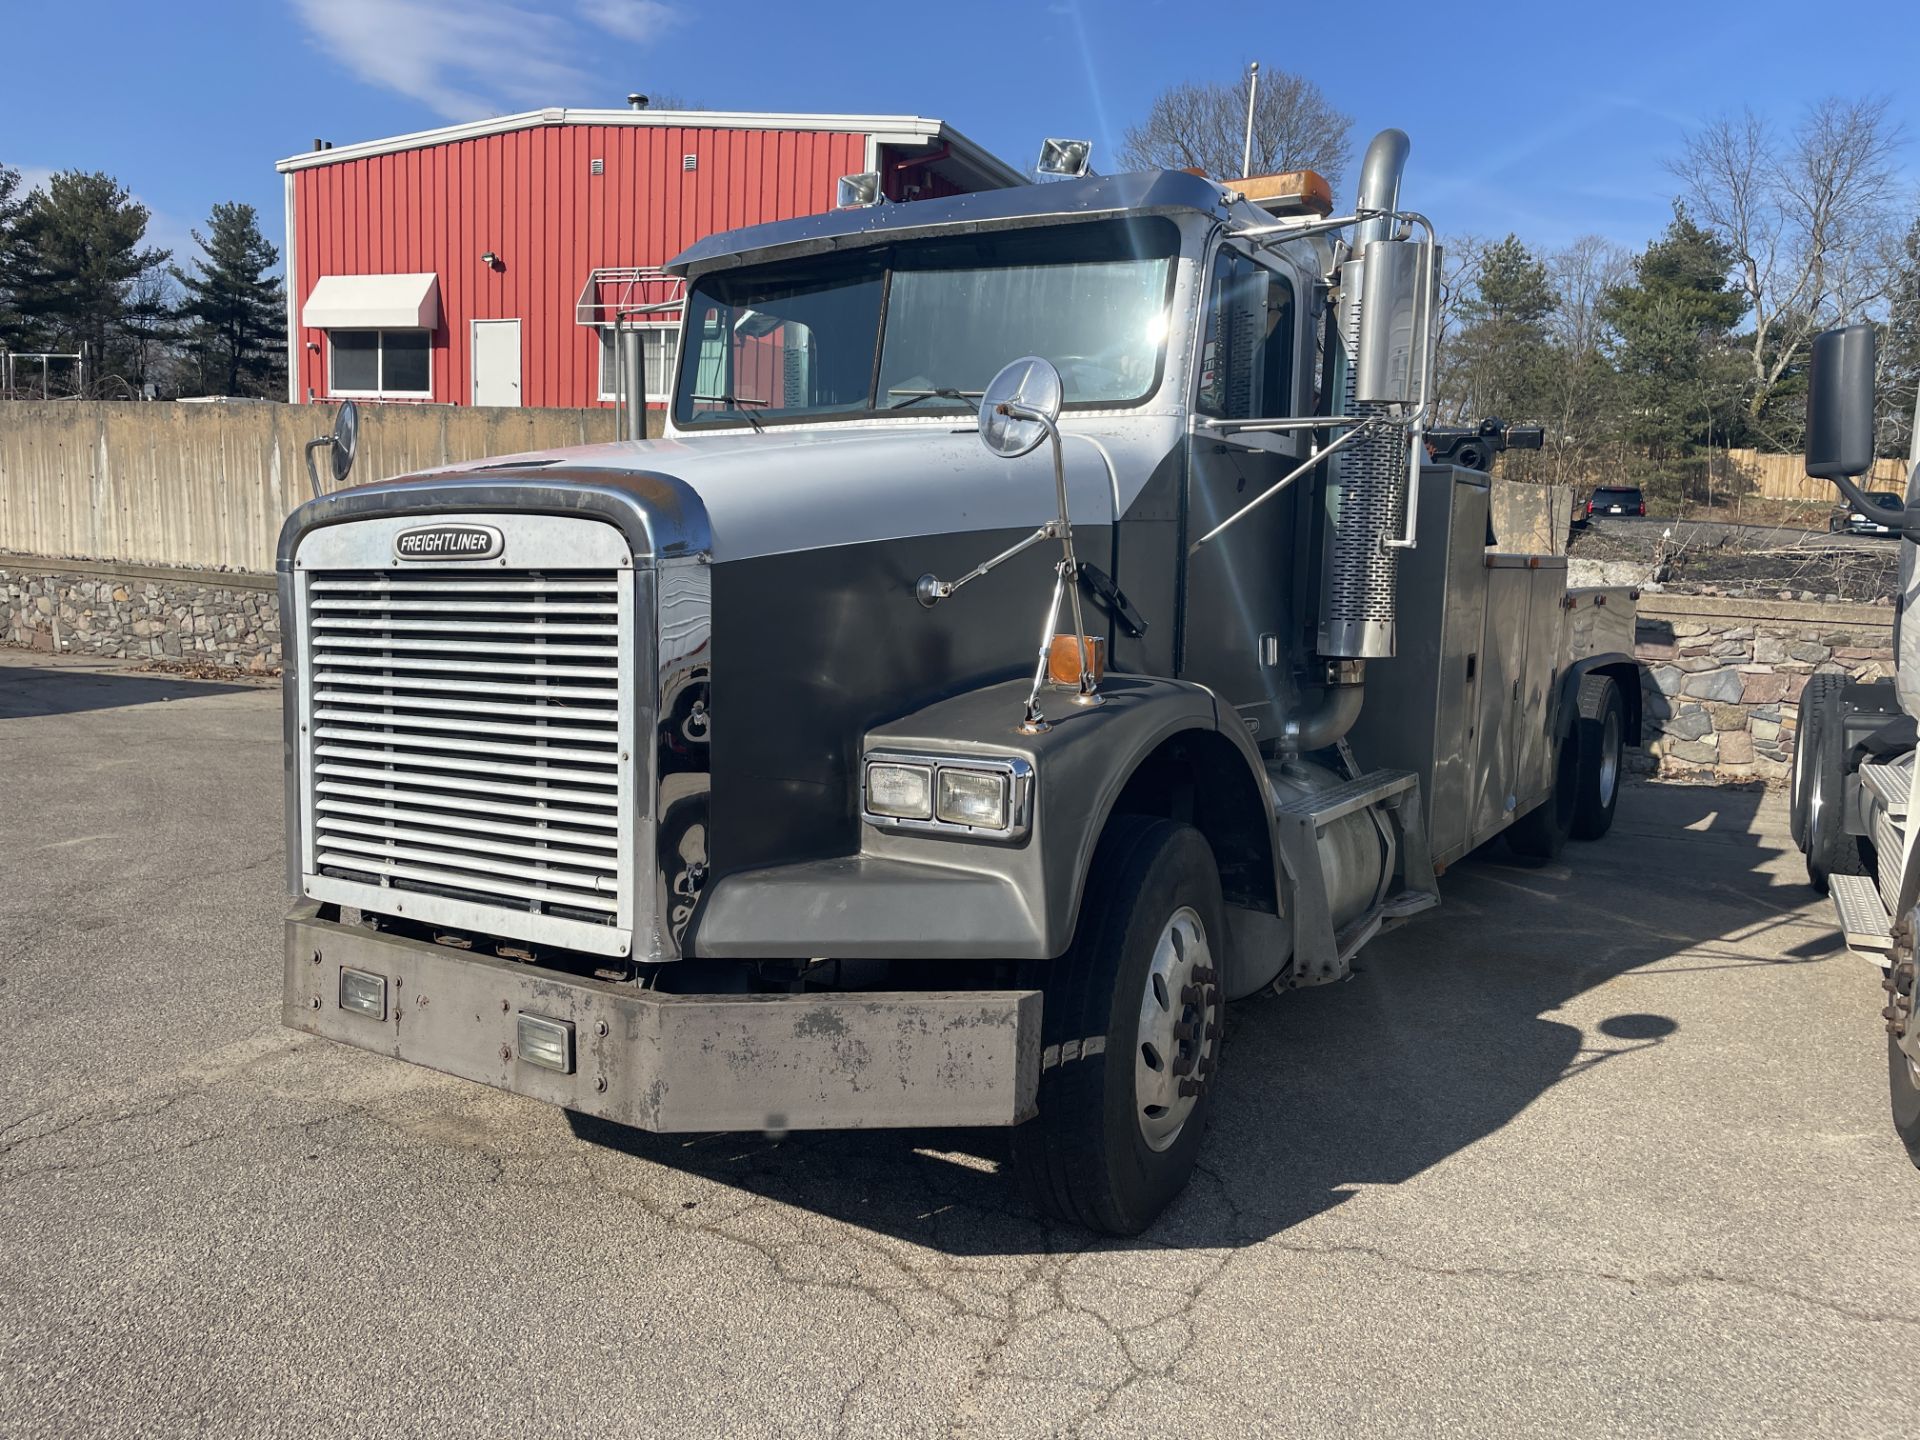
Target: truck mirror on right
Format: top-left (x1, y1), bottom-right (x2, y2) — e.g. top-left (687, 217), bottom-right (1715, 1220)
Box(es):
top-left (1805, 322), bottom-right (1877, 481)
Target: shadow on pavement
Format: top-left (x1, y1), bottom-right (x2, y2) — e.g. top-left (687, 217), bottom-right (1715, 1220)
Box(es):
top-left (0, 662), bottom-right (256, 719)
top-left (568, 780), bottom-right (1797, 1252)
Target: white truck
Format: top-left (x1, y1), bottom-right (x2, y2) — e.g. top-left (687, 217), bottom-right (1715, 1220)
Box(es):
top-left (278, 131), bottom-right (1641, 1232)
top-left (1786, 323), bottom-right (1920, 1163)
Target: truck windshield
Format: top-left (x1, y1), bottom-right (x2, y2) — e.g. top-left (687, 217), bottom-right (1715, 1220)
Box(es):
top-left (672, 218), bottom-right (1180, 429)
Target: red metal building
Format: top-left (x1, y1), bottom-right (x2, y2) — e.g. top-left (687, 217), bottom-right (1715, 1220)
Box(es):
top-left (278, 108), bottom-right (1022, 409)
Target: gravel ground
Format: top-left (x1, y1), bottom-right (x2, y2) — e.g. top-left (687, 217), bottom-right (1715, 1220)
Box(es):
top-left (4, 651), bottom-right (1919, 1438)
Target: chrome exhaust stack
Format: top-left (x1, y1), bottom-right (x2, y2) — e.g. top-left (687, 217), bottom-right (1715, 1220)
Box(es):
top-left (1319, 128), bottom-right (1421, 662)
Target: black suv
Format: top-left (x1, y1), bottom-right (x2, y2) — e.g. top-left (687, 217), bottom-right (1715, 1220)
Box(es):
top-left (1829, 492), bottom-right (1904, 535)
top-left (1586, 485), bottom-right (1645, 519)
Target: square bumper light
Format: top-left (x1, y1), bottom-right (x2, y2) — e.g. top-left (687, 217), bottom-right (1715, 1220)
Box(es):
top-left (936, 768), bottom-right (1010, 830)
top-left (866, 761), bottom-right (933, 820)
top-left (338, 967), bottom-right (387, 1020)
top-left (516, 1013), bottom-right (575, 1074)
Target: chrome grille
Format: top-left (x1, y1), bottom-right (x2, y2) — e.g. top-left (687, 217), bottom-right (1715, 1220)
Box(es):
top-left (299, 558), bottom-right (636, 955)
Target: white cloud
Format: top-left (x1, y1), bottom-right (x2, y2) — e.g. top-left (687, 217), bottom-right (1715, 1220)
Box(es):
top-left (290, 0), bottom-right (679, 122)
top-left (577, 0), bottom-right (681, 43)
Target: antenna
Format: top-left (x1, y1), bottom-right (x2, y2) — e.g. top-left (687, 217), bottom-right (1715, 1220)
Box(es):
top-left (1240, 61), bottom-right (1259, 177)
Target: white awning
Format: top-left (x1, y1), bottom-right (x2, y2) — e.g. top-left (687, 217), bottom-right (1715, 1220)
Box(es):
top-left (302, 273), bottom-right (440, 330)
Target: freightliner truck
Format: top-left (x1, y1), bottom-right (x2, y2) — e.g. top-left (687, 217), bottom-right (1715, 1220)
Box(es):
top-left (280, 131), bottom-right (1642, 1232)
top-left (1785, 324), bottom-right (1920, 1168)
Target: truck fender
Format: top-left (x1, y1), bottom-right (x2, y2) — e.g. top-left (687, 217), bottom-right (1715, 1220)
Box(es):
top-left (1559, 652), bottom-right (1642, 748)
top-left (859, 674), bottom-right (1280, 960)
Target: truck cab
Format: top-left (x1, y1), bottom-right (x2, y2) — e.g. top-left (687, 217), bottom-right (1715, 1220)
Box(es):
top-left (278, 133), bottom-right (1640, 1232)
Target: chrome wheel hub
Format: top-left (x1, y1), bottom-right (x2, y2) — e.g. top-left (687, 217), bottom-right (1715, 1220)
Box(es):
top-left (1134, 906), bottom-right (1221, 1152)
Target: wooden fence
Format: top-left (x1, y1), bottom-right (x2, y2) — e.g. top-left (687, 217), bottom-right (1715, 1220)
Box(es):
top-left (0, 400), bottom-right (647, 573)
top-left (1723, 447), bottom-right (1909, 502)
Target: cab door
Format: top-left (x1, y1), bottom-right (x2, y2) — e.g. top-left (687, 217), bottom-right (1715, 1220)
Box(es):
top-left (1181, 243), bottom-right (1307, 744)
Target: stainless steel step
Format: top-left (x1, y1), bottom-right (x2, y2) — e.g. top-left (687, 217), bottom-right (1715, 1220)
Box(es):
top-left (1860, 760), bottom-right (1911, 819)
top-left (1830, 872), bottom-right (1894, 956)
top-left (1274, 767), bottom-right (1417, 826)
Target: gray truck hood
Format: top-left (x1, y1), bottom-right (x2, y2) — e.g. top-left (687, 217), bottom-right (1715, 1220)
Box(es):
top-left (429, 422), bottom-right (1169, 564)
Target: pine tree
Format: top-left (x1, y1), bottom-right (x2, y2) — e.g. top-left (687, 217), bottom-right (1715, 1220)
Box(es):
top-left (172, 202), bottom-right (286, 397)
top-left (1447, 234), bottom-right (1558, 454)
top-left (1599, 205), bottom-right (1745, 506)
top-left (0, 163), bottom-right (33, 353)
top-left (9, 170), bottom-right (171, 393)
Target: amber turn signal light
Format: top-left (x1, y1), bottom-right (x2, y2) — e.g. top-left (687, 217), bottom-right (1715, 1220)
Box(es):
top-left (1048, 634), bottom-right (1105, 687)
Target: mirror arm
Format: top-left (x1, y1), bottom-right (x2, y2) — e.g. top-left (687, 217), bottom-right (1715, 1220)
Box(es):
top-left (304, 436), bottom-right (334, 500)
top-left (1000, 399), bottom-right (1101, 725)
top-left (916, 523), bottom-right (1056, 607)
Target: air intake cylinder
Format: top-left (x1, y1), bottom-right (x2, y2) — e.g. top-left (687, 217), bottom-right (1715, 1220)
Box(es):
top-left (1319, 129), bottom-right (1412, 660)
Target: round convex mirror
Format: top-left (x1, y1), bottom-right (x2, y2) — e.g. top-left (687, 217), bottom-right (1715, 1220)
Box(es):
top-left (331, 400), bottom-right (360, 484)
top-left (978, 356), bottom-right (1063, 459)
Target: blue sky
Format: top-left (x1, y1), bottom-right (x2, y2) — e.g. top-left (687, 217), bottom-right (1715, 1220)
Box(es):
top-left (5, 0), bottom-right (1917, 271)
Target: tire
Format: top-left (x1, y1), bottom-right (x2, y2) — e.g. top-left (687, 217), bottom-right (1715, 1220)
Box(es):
top-left (1889, 963), bottom-right (1920, 1167)
top-left (1508, 725), bottom-right (1578, 861)
top-left (1570, 675), bottom-right (1626, 841)
top-left (1008, 815), bottom-right (1226, 1234)
top-left (1791, 674), bottom-right (1845, 852)
top-left (1805, 686), bottom-right (1868, 889)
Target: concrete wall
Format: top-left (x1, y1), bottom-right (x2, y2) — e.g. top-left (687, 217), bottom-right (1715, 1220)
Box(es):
top-left (1635, 593), bottom-right (1895, 781)
top-left (0, 400), bottom-right (645, 575)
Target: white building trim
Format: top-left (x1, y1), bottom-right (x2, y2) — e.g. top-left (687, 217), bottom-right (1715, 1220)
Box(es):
top-left (275, 108), bottom-right (1024, 188)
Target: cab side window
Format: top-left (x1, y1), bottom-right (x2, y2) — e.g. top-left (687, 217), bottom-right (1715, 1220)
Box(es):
top-left (1197, 249), bottom-right (1296, 421)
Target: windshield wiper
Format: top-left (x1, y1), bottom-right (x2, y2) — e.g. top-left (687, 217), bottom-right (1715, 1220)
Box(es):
top-left (689, 392), bottom-right (766, 431)
top-left (888, 387), bottom-right (981, 410)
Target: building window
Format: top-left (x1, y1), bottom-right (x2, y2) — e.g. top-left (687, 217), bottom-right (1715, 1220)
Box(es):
top-left (598, 326), bottom-right (679, 403)
top-left (328, 329), bottom-right (431, 398)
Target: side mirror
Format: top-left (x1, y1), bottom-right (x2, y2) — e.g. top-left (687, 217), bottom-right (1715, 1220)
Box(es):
top-left (330, 399), bottom-right (359, 485)
top-left (977, 356), bottom-right (1064, 459)
top-left (305, 398), bottom-right (361, 499)
top-left (1806, 324), bottom-right (1876, 480)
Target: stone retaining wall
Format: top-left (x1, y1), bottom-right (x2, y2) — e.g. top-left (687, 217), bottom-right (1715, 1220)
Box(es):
top-left (2, 556), bottom-right (279, 671)
top-left (1634, 593), bottom-right (1894, 782)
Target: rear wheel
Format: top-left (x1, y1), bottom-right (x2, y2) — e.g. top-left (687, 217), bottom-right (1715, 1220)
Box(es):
top-left (1805, 687), bottom-right (1868, 888)
top-left (1009, 815), bottom-right (1225, 1235)
top-left (1508, 726), bottom-right (1578, 861)
top-left (1571, 675), bottom-right (1625, 841)
top-left (1791, 674), bottom-right (1845, 852)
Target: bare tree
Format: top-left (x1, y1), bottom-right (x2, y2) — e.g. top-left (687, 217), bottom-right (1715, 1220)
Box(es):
top-left (1673, 97), bottom-right (1905, 425)
top-left (1119, 66), bottom-right (1352, 189)
top-left (1539, 235), bottom-right (1630, 486)
top-left (1430, 235), bottom-right (1488, 424)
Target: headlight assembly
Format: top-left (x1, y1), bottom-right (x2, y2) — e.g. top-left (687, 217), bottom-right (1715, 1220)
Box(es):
top-left (862, 754), bottom-right (1032, 841)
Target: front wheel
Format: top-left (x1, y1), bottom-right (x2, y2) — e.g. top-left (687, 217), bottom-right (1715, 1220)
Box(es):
top-left (1009, 815), bottom-right (1225, 1234)
top-left (1805, 686), bottom-right (1868, 888)
top-left (1791, 674), bottom-right (1845, 852)
top-left (1890, 1028), bottom-right (1920, 1169)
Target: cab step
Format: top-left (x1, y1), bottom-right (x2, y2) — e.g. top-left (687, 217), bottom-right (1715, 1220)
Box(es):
top-left (1273, 767), bottom-right (1438, 987)
top-left (1860, 760), bottom-right (1911, 819)
top-left (1830, 872), bottom-right (1894, 959)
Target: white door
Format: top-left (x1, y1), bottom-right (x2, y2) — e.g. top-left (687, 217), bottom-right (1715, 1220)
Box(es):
top-left (471, 319), bottom-right (521, 407)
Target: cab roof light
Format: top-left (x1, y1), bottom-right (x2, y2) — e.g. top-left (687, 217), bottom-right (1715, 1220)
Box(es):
top-left (1229, 169), bottom-right (1334, 218)
top-left (1035, 138), bottom-right (1093, 178)
top-left (836, 171), bottom-right (883, 209)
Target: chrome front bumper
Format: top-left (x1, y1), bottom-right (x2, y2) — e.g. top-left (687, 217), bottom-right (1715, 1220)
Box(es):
top-left (282, 907), bottom-right (1041, 1131)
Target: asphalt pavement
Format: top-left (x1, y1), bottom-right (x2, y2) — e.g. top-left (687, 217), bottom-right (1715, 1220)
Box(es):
top-left (4, 651), bottom-right (1920, 1438)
